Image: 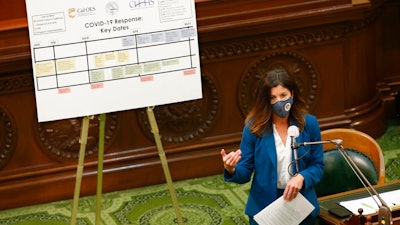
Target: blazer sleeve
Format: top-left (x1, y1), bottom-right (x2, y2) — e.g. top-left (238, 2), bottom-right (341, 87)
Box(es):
top-left (299, 114), bottom-right (325, 191)
top-left (224, 124), bottom-right (255, 184)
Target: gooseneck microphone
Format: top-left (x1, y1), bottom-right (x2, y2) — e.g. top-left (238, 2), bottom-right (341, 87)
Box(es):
top-left (332, 142), bottom-right (393, 225)
top-left (288, 125), bottom-right (299, 148)
top-left (287, 125), bottom-right (342, 174)
top-left (297, 139), bottom-right (343, 147)
top-left (291, 130), bottom-right (392, 225)
top-left (288, 125), bottom-right (300, 174)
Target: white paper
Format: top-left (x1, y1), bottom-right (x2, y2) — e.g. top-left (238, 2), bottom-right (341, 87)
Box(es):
top-left (254, 193), bottom-right (314, 225)
top-left (340, 196), bottom-right (379, 215)
top-left (339, 189), bottom-right (400, 215)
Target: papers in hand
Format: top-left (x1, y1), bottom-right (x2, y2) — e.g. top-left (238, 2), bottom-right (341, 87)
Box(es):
top-left (254, 193), bottom-right (314, 225)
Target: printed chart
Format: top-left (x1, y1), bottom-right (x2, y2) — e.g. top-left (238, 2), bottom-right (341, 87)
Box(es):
top-left (25, 0), bottom-right (202, 122)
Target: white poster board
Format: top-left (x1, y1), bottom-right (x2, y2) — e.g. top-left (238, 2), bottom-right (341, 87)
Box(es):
top-left (24, 0), bottom-right (202, 122)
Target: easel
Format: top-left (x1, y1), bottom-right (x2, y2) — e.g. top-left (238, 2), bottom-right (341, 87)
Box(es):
top-left (70, 107), bottom-right (184, 225)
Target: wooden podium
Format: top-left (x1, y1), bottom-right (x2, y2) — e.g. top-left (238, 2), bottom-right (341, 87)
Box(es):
top-left (318, 180), bottom-right (400, 225)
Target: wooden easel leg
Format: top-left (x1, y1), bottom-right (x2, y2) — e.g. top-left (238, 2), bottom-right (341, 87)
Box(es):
top-left (96, 113), bottom-right (106, 225)
top-left (70, 116), bottom-right (92, 225)
top-left (146, 107), bottom-right (184, 225)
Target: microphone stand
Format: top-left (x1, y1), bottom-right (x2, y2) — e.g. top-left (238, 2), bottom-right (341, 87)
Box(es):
top-left (291, 141), bottom-right (300, 174)
top-left (332, 141), bottom-right (392, 225)
top-left (292, 140), bottom-right (334, 174)
top-left (295, 139), bottom-right (392, 225)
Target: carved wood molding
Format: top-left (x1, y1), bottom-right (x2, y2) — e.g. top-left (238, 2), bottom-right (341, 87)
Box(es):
top-left (137, 72), bottom-right (219, 144)
top-left (35, 114), bottom-right (118, 161)
top-left (0, 73), bottom-right (33, 96)
top-left (0, 105), bottom-right (17, 170)
top-left (239, 51), bottom-right (319, 116)
top-left (199, 12), bottom-right (378, 62)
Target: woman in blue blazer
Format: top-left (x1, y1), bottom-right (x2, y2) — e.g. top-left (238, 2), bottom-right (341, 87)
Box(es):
top-left (221, 68), bottom-right (324, 225)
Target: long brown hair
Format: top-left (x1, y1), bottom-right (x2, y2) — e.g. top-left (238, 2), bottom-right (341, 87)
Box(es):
top-left (245, 68), bottom-right (307, 136)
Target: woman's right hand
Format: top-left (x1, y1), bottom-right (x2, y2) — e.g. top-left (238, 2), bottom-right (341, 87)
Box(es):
top-left (220, 149), bottom-right (242, 174)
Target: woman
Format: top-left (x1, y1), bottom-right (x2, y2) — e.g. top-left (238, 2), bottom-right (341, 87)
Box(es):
top-left (221, 68), bottom-right (324, 225)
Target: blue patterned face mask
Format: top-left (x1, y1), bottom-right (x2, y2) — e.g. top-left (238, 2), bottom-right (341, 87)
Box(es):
top-left (271, 97), bottom-right (293, 118)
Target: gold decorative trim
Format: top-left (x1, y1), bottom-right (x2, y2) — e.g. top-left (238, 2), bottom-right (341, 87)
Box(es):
top-left (352, 0), bottom-right (370, 5)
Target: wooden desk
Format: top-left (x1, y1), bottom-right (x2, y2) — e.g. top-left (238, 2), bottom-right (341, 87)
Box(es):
top-left (318, 180), bottom-right (400, 225)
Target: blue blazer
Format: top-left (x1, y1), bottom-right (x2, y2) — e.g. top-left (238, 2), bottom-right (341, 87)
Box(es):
top-left (224, 114), bottom-right (324, 218)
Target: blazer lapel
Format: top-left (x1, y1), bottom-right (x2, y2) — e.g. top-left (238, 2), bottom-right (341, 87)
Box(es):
top-left (263, 126), bottom-right (277, 170)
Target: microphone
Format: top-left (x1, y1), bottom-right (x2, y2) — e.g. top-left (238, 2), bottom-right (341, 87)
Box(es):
top-left (330, 141), bottom-right (392, 225)
top-left (287, 135), bottom-right (392, 224)
top-left (288, 125), bottom-right (299, 149)
top-left (288, 125), bottom-right (300, 173)
top-left (297, 139), bottom-right (343, 147)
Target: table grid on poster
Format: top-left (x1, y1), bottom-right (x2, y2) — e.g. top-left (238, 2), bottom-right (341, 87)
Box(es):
top-left (32, 26), bottom-right (198, 91)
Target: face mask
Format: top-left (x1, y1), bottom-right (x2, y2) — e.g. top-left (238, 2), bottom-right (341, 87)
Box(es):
top-left (271, 97), bottom-right (293, 118)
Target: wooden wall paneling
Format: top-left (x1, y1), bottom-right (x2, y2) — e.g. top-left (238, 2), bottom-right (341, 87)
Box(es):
top-left (341, 11), bottom-right (386, 136)
top-left (377, 0), bottom-right (400, 118)
top-left (0, 1), bottom-right (27, 20)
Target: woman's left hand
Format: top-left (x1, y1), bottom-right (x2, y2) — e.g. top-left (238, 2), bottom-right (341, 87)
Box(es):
top-left (283, 174), bottom-right (304, 201)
